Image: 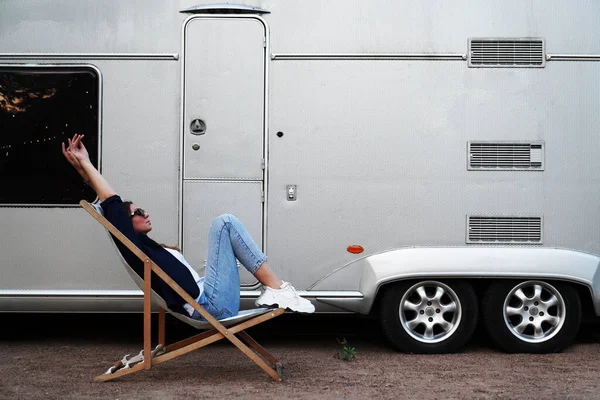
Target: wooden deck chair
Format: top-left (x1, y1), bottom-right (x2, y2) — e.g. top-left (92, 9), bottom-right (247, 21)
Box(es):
top-left (80, 200), bottom-right (285, 383)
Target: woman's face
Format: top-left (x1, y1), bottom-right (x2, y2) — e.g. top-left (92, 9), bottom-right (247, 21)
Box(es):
top-left (129, 204), bottom-right (152, 234)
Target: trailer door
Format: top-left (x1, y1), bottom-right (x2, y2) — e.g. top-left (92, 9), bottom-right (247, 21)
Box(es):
top-left (182, 17), bottom-right (266, 285)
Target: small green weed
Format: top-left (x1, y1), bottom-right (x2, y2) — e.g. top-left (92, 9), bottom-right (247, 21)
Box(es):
top-left (336, 337), bottom-right (356, 361)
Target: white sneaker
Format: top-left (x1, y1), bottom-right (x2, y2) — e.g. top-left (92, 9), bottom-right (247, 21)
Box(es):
top-left (255, 281), bottom-right (315, 313)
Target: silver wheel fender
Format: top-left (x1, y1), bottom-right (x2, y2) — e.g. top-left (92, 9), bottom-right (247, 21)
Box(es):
top-left (312, 247), bottom-right (600, 315)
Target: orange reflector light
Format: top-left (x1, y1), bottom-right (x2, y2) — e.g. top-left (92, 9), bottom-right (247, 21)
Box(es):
top-left (347, 245), bottom-right (364, 254)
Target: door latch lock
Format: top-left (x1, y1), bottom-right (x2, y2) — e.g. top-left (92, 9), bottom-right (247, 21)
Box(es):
top-left (190, 119), bottom-right (206, 135)
top-left (286, 185), bottom-right (296, 201)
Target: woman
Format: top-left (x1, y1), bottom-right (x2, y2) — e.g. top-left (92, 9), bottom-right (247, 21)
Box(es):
top-left (62, 134), bottom-right (314, 319)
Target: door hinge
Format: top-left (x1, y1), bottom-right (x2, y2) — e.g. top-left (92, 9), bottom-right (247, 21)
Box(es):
top-left (261, 191), bottom-right (265, 203)
top-left (263, 38), bottom-right (266, 48)
top-left (261, 158), bottom-right (265, 170)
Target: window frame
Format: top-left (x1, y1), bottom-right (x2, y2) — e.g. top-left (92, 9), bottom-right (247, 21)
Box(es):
top-left (0, 63), bottom-right (102, 207)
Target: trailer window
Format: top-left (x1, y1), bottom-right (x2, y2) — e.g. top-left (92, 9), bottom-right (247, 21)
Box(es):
top-left (0, 67), bottom-right (99, 205)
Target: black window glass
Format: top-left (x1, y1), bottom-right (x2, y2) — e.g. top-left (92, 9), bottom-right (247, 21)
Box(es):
top-left (0, 67), bottom-right (99, 205)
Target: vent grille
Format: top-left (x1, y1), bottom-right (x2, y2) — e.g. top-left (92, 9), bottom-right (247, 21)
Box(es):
top-left (468, 142), bottom-right (544, 170)
top-left (469, 38), bottom-right (545, 67)
top-left (467, 216), bottom-right (543, 244)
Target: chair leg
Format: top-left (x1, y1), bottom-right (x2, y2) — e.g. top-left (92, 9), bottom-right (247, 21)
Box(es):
top-left (153, 330), bottom-right (226, 366)
top-left (158, 307), bottom-right (166, 346)
top-left (159, 326), bottom-right (282, 381)
top-left (225, 333), bottom-right (282, 381)
top-left (165, 328), bottom-right (218, 352)
top-left (96, 320), bottom-right (284, 382)
top-left (156, 329), bottom-right (282, 381)
top-left (237, 331), bottom-right (279, 366)
top-left (143, 261), bottom-right (152, 370)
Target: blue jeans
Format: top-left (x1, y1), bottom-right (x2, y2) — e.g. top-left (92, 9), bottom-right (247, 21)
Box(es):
top-left (191, 214), bottom-right (266, 321)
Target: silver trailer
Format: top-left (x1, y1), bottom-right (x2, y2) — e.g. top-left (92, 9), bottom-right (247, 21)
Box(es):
top-left (1, 0), bottom-right (599, 353)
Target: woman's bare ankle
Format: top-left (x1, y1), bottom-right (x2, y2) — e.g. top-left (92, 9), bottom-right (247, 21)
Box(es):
top-left (254, 263), bottom-right (283, 288)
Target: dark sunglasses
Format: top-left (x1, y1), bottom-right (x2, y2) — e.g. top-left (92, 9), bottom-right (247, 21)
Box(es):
top-left (130, 208), bottom-right (147, 218)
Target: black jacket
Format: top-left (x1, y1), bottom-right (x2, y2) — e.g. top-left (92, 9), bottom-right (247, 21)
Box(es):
top-left (101, 195), bottom-right (199, 314)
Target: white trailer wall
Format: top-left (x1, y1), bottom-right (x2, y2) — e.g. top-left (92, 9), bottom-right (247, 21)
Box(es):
top-left (0, 1), bottom-right (183, 299)
top-left (0, 0), bottom-right (598, 310)
top-left (263, 0), bottom-right (600, 289)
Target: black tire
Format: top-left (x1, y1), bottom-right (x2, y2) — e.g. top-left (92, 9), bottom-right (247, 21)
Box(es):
top-left (481, 280), bottom-right (581, 353)
top-left (379, 280), bottom-right (478, 354)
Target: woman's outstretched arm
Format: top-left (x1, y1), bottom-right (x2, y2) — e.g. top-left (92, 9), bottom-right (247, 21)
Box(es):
top-left (62, 134), bottom-right (116, 202)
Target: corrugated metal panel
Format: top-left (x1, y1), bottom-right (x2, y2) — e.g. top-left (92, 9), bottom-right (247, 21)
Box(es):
top-left (469, 38), bottom-right (545, 67)
top-left (468, 142), bottom-right (544, 170)
top-left (467, 216), bottom-right (543, 244)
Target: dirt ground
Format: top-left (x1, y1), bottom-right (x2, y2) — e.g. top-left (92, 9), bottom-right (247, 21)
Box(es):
top-left (1, 313), bottom-right (600, 400)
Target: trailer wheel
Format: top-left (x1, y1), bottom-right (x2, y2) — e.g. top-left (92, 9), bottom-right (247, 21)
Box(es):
top-left (481, 280), bottom-right (581, 353)
top-left (380, 280), bottom-right (478, 353)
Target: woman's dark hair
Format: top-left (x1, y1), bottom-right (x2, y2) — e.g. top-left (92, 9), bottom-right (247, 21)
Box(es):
top-left (121, 200), bottom-right (134, 217)
top-left (160, 243), bottom-right (181, 252)
top-left (123, 199), bottom-right (181, 251)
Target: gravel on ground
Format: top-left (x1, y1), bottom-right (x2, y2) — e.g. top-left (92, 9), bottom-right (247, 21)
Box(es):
top-left (1, 313), bottom-right (599, 399)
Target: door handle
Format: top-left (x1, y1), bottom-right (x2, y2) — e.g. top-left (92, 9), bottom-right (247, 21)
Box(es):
top-left (190, 119), bottom-right (206, 135)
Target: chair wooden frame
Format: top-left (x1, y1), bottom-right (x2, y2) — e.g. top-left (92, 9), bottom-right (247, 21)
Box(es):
top-left (80, 200), bottom-right (284, 383)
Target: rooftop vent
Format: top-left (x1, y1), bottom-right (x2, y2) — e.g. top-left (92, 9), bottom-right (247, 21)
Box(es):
top-left (467, 216), bottom-right (543, 244)
top-left (469, 38), bottom-right (545, 68)
top-left (181, 3), bottom-right (270, 14)
top-left (468, 142), bottom-right (544, 171)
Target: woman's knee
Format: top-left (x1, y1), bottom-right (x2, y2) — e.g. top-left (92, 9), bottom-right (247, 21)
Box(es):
top-left (212, 213), bottom-right (239, 228)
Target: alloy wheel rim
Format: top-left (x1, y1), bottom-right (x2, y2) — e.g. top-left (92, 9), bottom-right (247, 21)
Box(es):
top-left (502, 281), bottom-right (566, 343)
top-left (399, 281), bottom-right (462, 343)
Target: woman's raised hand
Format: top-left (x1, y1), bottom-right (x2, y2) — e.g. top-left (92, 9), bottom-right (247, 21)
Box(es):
top-left (61, 134), bottom-right (116, 201)
top-left (66, 134), bottom-right (90, 162)
top-left (62, 134), bottom-right (90, 182)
